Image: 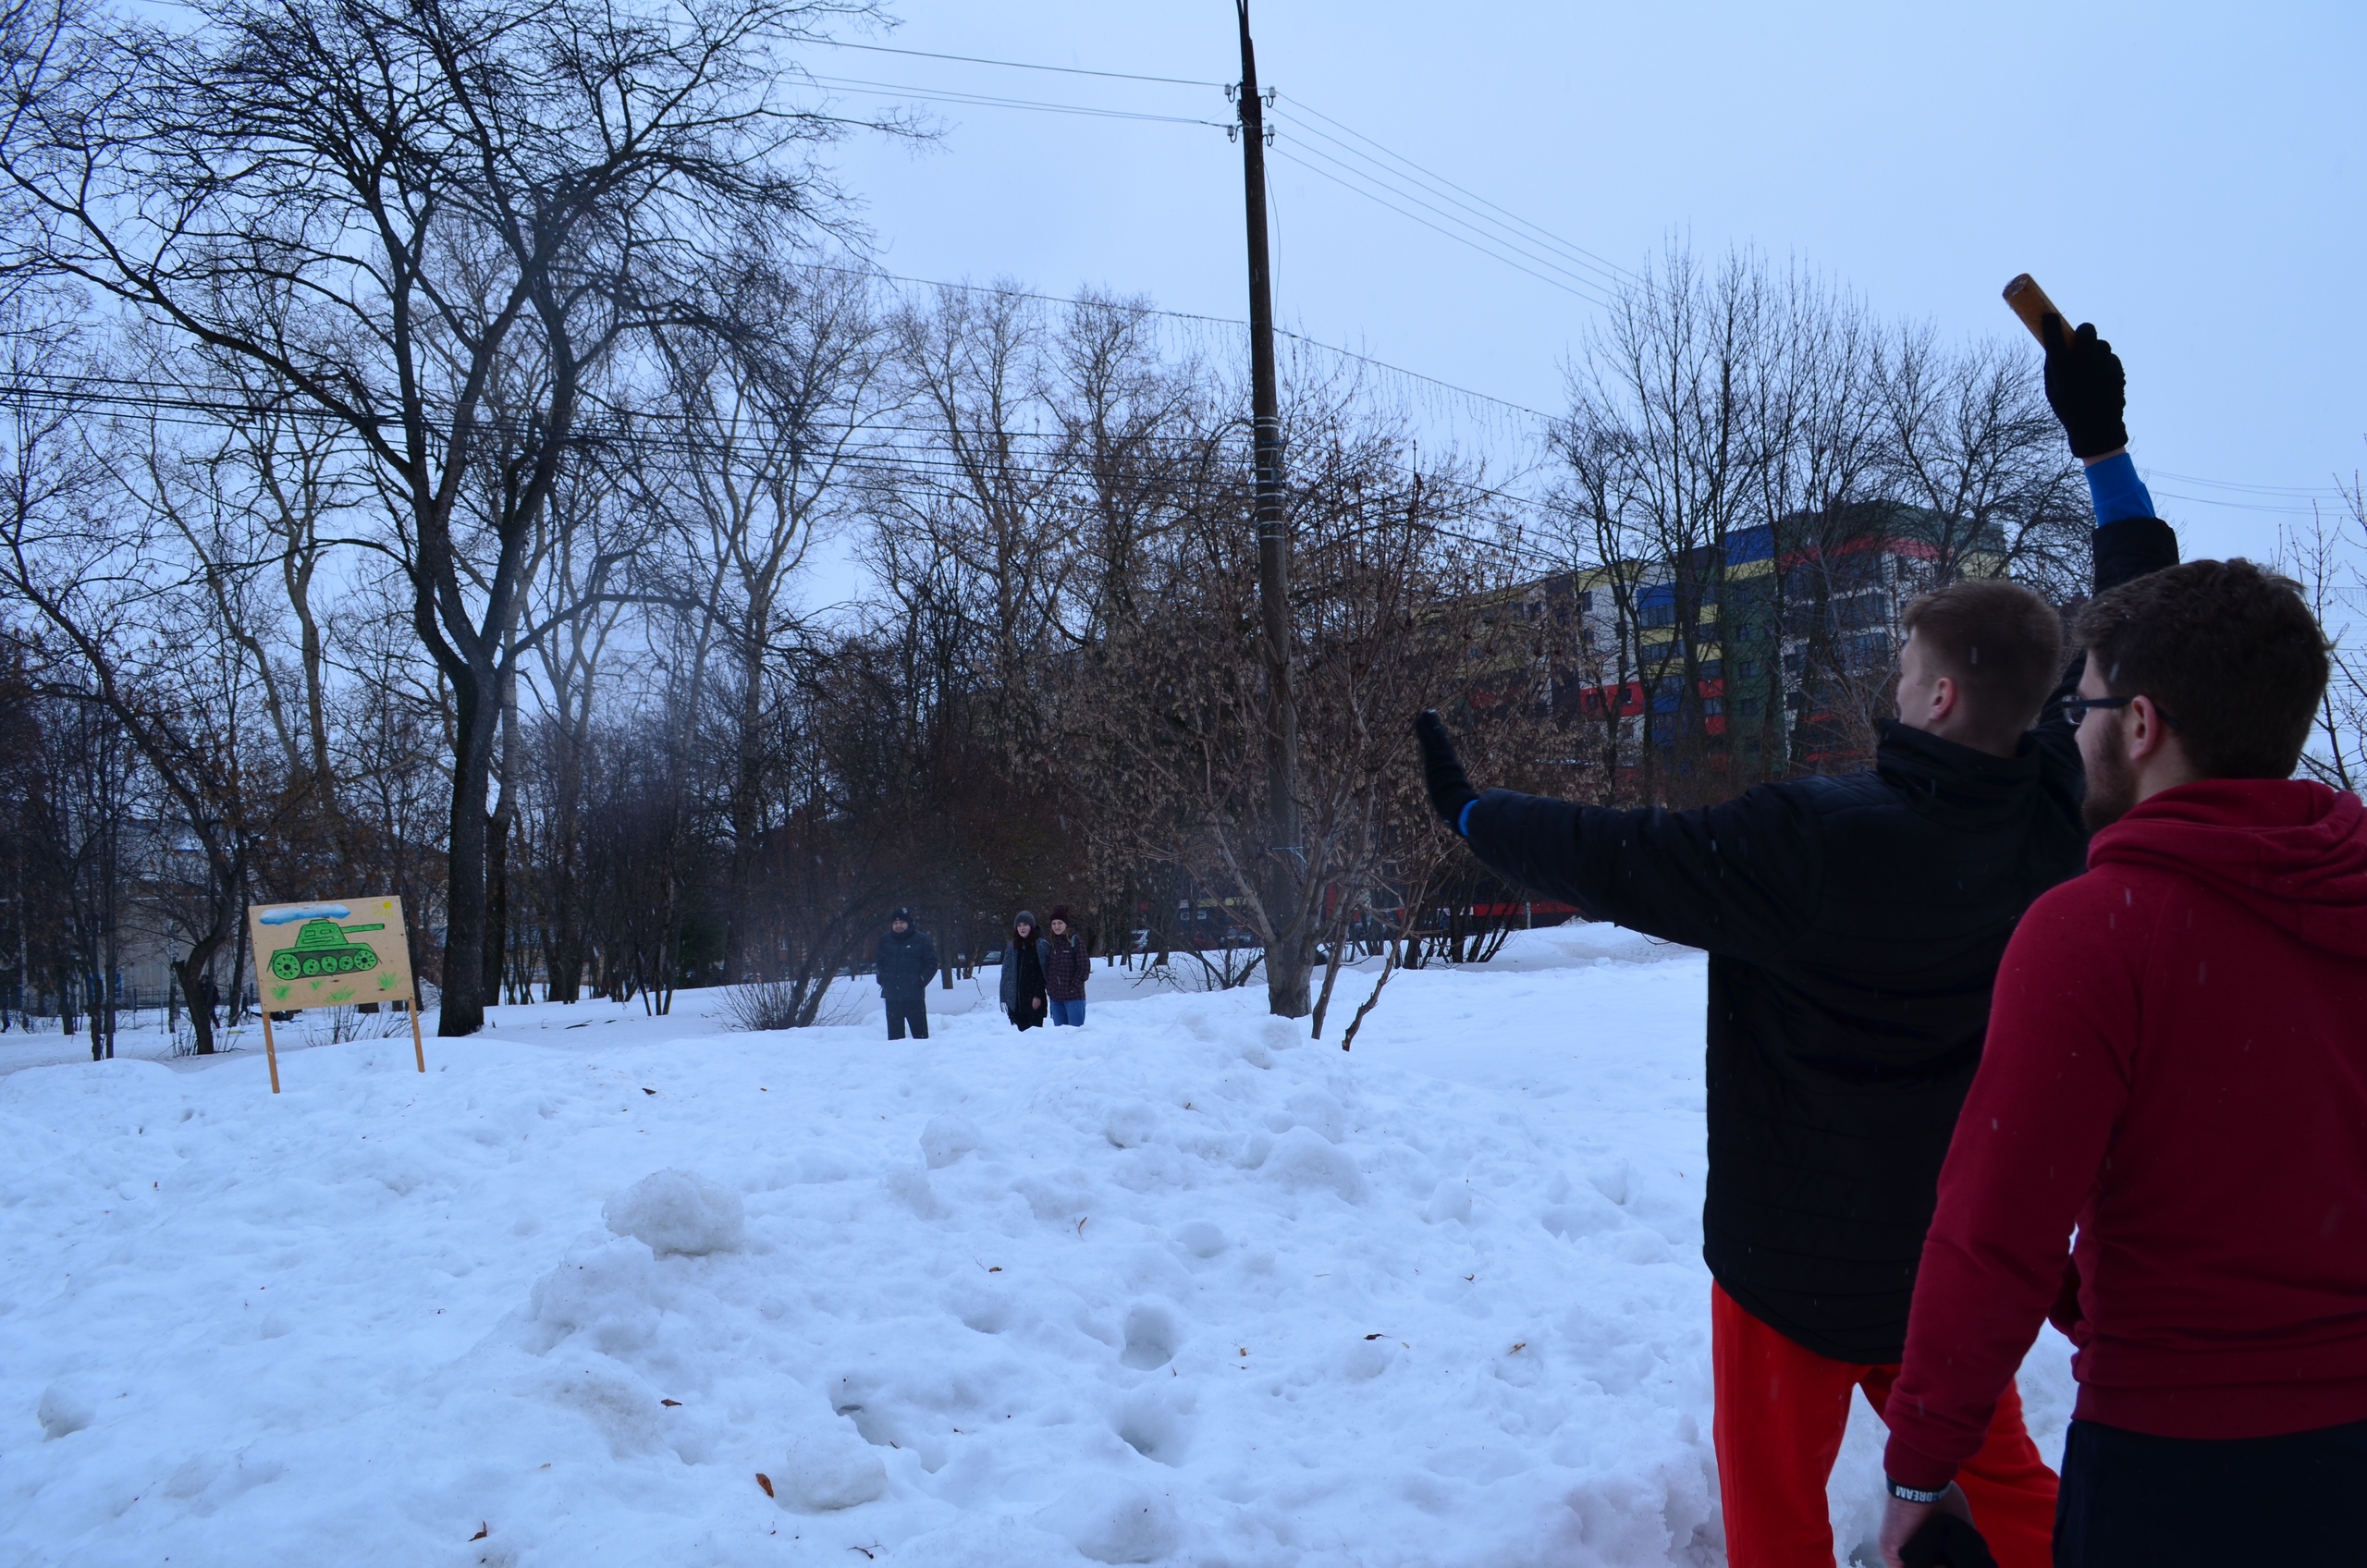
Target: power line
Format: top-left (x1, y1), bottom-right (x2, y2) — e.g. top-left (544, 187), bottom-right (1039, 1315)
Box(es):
top-left (0, 374), bottom-right (1552, 508)
top-left (1269, 144), bottom-right (1615, 312)
top-left (809, 37), bottom-right (1225, 90)
top-left (1272, 99), bottom-right (1636, 289)
top-left (2145, 489), bottom-right (2345, 519)
top-left (2140, 468), bottom-right (2350, 500)
top-left (12, 377), bottom-right (2335, 530)
top-left (794, 43), bottom-right (1638, 315)
top-left (784, 263), bottom-right (1563, 424)
top-left (801, 74), bottom-right (1229, 128)
top-left (1269, 135), bottom-right (1617, 311)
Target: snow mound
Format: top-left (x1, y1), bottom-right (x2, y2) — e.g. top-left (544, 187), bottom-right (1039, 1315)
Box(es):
top-left (600, 1169), bottom-right (745, 1256)
top-left (36, 1382), bottom-right (92, 1440)
top-left (779, 1428), bottom-right (889, 1511)
top-left (1035, 1477), bottom-right (1184, 1563)
top-left (920, 1111), bottom-right (983, 1168)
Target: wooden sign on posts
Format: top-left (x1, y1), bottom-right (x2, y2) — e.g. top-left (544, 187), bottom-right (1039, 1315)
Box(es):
top-left (244, 896), bottom-right (426, 1093)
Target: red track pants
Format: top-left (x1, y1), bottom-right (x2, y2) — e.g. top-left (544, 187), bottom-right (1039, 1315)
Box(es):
top-left (1711, 1283), bottom-right (2058, 1568)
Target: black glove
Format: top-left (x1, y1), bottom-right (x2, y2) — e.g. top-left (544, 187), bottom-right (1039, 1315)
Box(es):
top-left (1901, 1513), bottom-right (1997, 1568)
top-left (2040, 313), bottom-right (2128, 459)
top-left (1413, 710), bottom-right (1478, 834)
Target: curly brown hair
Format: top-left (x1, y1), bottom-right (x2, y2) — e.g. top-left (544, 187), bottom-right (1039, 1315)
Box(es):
top-left (2074, 558), bottom-right (2329, 779)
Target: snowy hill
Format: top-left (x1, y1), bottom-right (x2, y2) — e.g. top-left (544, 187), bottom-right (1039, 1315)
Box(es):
top-left (0, 927), bottom-right (2074, 1567)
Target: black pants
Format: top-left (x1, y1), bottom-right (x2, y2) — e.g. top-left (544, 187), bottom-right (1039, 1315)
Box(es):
top-left (885, 995), bottom-right (928, 1040)
top-left (2054, 1414), bottom-right (2366, 1566)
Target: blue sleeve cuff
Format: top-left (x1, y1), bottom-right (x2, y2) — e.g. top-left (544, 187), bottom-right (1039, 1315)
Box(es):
top-left (2084, 452), bottom-right (2156, 525)
top-left (1456, 799), bottom-right (1477, 838)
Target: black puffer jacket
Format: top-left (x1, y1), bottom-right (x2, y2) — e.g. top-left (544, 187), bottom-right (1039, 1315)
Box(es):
top-left (875, 926), bottom-right (938, 998)
top-left (1463, 517), bottom-right (2177, 1363)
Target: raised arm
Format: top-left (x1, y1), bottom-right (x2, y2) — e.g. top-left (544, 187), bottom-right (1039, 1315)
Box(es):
top-left (1413, 712), bottom-right (1821, 961)
top-left (2031, 314), bottom-right (2180, 745)
top-left (2046, 309), bottom-right (2177, 597)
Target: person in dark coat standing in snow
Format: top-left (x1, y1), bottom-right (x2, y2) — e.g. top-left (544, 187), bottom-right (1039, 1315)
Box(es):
top-left (1414, 314), bottom-right (2179, 1568)
top-left (1000, 911), bottom-right (1049, 1031)
top-left (876, 909), bottom-right (938, 1040)
top-left (1876, 559), bottom-right (2366, 1568)
top-left (1043, 906), bottom-right (1089, 1026)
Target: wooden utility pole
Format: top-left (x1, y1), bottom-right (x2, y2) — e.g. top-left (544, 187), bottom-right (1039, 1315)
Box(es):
top-left (1234, 0), bottom-right (1307, 1016)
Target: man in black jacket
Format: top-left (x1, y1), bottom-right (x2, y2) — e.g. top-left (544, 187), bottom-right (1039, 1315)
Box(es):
top-left (876, 909), bottom-right (938, 1041)
top-left (1414, 318), bottom-right (2178, 1568)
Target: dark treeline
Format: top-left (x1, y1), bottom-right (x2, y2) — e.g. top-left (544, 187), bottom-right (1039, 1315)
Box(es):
top-left (8, 0), bottom-right (2357, 1055)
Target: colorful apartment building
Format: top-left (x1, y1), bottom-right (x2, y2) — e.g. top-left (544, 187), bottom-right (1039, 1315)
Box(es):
top-left (1465, 503), bottom-right (2013, 782)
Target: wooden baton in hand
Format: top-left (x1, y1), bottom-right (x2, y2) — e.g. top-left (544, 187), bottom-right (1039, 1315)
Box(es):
top-left (2001, 273), bottom-right (2071, 348)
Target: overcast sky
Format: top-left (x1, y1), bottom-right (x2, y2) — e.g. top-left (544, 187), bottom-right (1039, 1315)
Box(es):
top-left (812, 0), bottom-right (2365, 565)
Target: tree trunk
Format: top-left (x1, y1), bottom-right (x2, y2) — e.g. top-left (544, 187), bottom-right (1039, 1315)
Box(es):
top-left (482, 807), bottom-right (509, 1006)
top-left (173, 947), bottom-right (219, 1056)
top-left (724, 647), bottom-right (765, 982)
top-left (544, 708), bottom-right (586, 1003)
top-left (438, 681), bottom-right (495, 1035)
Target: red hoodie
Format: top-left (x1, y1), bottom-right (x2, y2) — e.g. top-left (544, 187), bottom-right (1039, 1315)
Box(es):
top-left (1883, 778), bottom-right (2367, 1489)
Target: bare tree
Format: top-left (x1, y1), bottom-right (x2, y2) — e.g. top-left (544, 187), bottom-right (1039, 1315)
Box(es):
top-left (1076, 376), bottom-right (1515, 1023)
top-left (645, 261), bottom-right (891, 978)
top-left (0, 332), bottom-right (277, 1055)
top-left (3, 0), bottom-right (887, 1033)
top-left (1557, 247), bottom-right (1772, 804)
top-left (2281, 474), bottom-right (2367, 791)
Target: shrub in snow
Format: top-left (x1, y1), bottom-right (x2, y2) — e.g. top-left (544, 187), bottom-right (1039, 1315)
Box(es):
top-left (35, 1383), bottom-right (92, 1440)
top-left (1034, 1479), bottom-right (1183, 1564)
top-left (721, 977), bottom-right (803, 1031)
top-left (1262, 1126), bottom-right (1367, 1203)
top-left (779, 1430), bottom-right (888, 1512)
top-left (919, 1114), bottom-right (981, 1169)
top-left (602, 1170), bottom-right (745, 1256)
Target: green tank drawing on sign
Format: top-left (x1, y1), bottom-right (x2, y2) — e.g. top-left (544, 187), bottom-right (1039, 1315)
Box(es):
top-left (268, 920), bottom-right (386, 981)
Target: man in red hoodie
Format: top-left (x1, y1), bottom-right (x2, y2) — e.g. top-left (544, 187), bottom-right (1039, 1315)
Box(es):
top-left (1878, 558), bottom-right (2367, 1567)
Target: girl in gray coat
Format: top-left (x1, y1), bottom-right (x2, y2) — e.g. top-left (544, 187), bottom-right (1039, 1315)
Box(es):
top-left (999, 912), bottom-right (1049, 1031)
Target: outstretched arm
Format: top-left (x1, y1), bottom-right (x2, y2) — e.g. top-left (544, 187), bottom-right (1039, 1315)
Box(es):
top-left (1413, 712), bottom-right (1821, 961)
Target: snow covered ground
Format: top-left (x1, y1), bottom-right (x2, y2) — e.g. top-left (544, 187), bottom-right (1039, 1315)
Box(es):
top-left (0, 925), bottom-right (2075, 1567)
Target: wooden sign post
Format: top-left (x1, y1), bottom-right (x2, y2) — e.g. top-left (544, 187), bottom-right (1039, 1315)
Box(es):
top-left (244, 897), bottom-right (426, 1093)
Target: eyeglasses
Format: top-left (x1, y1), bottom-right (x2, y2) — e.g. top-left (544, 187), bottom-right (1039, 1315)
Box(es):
top-left (2064, 693), bottom-right (2180, 729)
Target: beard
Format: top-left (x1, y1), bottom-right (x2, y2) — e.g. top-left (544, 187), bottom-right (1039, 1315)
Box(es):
top-left (2081, 735), bottom-right (2140, 832)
